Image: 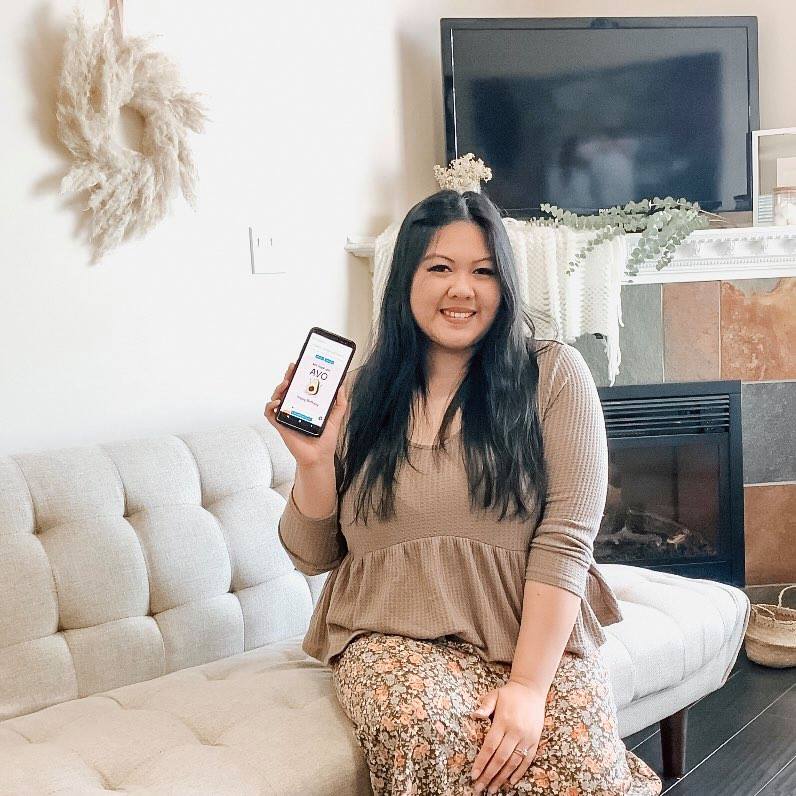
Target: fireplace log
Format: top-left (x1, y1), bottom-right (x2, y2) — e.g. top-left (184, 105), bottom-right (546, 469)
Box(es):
top-left (599, 525), bottom-right (663, 548)
top-left (627, 508), bottom-right (690, 537)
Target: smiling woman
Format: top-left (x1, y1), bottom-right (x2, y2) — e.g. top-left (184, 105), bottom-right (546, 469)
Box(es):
top-left (408, 220), bottom-right (503, 416)
top-left (412, 222), bottom-right (500, 338)
top-left (277, 189), bottom-right (661, 796)
top-left (341, 189), bottom-right (549, 521)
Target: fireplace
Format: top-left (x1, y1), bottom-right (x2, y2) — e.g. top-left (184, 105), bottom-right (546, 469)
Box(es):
top-left (595, 380), bottom-right (745, 586)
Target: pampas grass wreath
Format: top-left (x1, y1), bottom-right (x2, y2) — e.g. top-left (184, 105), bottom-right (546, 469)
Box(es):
top-left (56, 9), bottom-right (207, 260)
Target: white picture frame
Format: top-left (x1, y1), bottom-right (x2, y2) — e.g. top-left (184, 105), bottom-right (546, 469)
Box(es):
top-left (752, 127), bottom-right (796, 226)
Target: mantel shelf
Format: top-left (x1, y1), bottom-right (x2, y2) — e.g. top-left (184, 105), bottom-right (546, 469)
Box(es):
top-left (345, 224), bottom-right (796, 284)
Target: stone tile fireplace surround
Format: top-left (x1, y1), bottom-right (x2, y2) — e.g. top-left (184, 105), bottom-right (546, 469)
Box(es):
top-left (347, 225), bottom-right (796, 586)
top-left (574, 275), bottom-right (794, 587)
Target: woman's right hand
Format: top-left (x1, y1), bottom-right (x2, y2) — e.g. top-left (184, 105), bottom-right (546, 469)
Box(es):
top-left (264, 362), bottom-right (348, 469)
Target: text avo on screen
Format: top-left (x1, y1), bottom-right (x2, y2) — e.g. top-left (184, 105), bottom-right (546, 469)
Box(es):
top-left (280, 332), bottom-right (353, 427)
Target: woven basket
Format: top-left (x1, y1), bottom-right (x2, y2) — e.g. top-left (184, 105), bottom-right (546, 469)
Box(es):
top-left (745, 585), bottom-right (796, 668)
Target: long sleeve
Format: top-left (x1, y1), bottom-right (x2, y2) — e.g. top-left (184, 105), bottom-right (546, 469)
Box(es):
top-left (277, 452), bottom-right (347, 576)
top-left (524, 344), bottom-right (608, 598)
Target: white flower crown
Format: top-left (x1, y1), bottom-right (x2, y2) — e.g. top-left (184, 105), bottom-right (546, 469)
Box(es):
top-left (433, 153), bottom-right (493, 194)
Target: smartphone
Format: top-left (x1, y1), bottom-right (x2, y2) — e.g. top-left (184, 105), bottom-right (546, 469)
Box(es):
top-left (276, 327), bottom-right (356, 437)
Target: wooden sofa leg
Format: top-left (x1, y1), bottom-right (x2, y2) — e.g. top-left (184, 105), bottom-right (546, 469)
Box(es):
top-left (660, 706), bottom-right (689, 778)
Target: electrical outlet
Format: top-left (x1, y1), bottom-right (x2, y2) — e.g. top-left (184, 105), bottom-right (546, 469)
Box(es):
top-left (249, 226), bottom-right (286, 274)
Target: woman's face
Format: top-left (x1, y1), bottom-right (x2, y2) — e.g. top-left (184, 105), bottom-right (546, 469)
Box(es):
top-left (409, 220), bottom-right (502, 354)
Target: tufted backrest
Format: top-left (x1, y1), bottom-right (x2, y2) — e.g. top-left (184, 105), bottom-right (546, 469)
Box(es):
top-left (0, 424), bottom-right (317, 721)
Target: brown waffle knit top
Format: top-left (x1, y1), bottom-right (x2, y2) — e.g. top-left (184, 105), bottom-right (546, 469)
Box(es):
top-left (277, 339), bottom-right (622, 667)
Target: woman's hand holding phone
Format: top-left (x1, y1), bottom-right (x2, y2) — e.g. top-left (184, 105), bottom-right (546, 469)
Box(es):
top-left (264, 362), bottom-right (348, 469)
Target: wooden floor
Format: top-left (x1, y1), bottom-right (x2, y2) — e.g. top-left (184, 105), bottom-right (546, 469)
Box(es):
top-left (624, 649), bottom-right (796, 795)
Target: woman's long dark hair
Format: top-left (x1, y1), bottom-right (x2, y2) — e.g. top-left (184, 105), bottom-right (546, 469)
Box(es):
top-left (339, 189), bottom-right (552, 525)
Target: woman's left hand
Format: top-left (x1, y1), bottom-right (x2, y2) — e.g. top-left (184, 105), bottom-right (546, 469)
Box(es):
top-left (469, 679), bottom-right (546, 794)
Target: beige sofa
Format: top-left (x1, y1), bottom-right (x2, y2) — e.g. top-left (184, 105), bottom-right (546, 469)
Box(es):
top-left (0, 424), bottom-right (750, 794)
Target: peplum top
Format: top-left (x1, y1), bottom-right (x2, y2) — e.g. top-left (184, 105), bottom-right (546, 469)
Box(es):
top-left (277, 340), bottom-right (622, 667)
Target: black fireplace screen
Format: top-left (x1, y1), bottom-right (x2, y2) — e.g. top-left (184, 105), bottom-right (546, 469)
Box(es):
top-left (596, 438), bottom-right (720, 564)
top-left (595, 381), bottom-right (744, 586)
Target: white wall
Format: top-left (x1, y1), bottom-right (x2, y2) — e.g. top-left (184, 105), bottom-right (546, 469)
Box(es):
top-left (1, 0), bottom-right (791, 455)
top-left (1, 0), bottom-right (401, 455)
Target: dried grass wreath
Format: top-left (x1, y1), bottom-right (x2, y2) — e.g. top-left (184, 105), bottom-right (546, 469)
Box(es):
top-left (56, 8), bottom-right (207, 260)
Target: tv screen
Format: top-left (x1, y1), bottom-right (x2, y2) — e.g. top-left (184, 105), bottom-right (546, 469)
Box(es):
top-left (441, 17), bottom-right (759, 216)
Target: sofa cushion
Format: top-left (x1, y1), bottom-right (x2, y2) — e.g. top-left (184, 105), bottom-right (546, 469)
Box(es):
top-left (0, 564), bottom-right (749, 794)
top-left (0, 635), bottom-right (371, 795)
top-left (0, 425), bottom-right (319, 722)
top-left (599, 564), bottom-right (749, 736)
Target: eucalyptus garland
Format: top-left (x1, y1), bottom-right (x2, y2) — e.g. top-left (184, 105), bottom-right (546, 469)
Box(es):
top-left (535, 197), bottom-right (713, 276)
top-left (433, 154), bottom-right (719, 278)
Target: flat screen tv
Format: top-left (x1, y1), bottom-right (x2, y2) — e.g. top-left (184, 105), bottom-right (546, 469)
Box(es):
top-left (441, 17), bottom-right (759, 217)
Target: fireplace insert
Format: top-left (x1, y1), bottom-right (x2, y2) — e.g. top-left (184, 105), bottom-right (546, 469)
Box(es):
top-left (595, 380), bottom-right (744, 586)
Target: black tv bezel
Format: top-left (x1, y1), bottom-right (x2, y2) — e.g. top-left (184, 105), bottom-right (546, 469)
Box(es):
top-left (440, 16), bottom-right (760, 218)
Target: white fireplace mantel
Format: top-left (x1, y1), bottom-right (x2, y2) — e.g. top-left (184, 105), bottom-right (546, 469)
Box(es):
top-left (345, 224), bottom-right (796, 284)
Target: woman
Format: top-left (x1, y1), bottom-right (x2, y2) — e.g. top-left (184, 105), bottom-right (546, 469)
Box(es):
top-left (266, 190), bottom-right (661, 795)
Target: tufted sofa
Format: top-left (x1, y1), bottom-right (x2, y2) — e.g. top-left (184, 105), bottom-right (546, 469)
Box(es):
top-left (0, 424), bottom-right (749, 794)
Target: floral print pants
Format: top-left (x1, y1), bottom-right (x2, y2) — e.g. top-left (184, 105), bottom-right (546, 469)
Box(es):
top-left (330, 632), bottom-right (661, 796)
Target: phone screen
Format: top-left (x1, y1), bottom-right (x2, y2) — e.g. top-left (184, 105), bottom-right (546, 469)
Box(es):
top-left (277, 328), bottom-right (355, 436)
